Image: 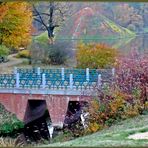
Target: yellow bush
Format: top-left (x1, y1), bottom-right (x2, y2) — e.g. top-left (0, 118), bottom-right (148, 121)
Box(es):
top-left (123, 105), bottom-right (140, 118)
top-left (87, 122), bottom-right (102, 133)
top-left (76, 42), bottom-right (118, 69)
top-left (17, 50), bottom-right (30, 58)
top-left (109, 91), bottom-right (126, 114)
top-left (145, 101), bottom-right (148, 109)
top-left (86, 88), bottom-right (144, 134)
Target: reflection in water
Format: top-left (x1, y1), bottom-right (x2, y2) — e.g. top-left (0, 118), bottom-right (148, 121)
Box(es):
top-left (79, 34), bottom-right (148, 54)
top-left (119, 34), bottom-right (148, 54)
top-left (31, 34), bottom-right (148, 64)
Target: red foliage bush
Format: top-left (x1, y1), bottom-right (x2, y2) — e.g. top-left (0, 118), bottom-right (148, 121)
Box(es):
top-left (86, 50), bottom-right (148, 134)
top-left (115, 50), bottom-right (148, 105)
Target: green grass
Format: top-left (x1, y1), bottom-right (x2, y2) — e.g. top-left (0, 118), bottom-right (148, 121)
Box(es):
top-left (41, 114), bottom-right (148, 147)
top-left (34, 31), bottom-right (48, 44)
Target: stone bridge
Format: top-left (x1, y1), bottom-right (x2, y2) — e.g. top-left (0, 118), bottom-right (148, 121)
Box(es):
top-left (0, 67), bottom-right (114, 127)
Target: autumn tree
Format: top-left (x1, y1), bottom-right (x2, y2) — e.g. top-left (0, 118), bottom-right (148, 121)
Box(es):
top-left (0, 2), bottom-right (33, 49)
top-left (33, 2), bottom-right (73, 44)
top-left (112, 4), bottom-right (143, 32)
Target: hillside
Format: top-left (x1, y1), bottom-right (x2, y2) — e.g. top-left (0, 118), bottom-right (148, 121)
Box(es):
top-left (41, 114), bottom-right (148, 147)
top-left (56, 7), bottom-right (136, 40)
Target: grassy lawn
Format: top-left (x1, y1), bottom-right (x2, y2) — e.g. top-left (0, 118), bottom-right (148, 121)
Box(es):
top-left (41, 114), bottom-right (148, 147)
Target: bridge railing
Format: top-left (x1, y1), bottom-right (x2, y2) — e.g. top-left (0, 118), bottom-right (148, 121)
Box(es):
top-left (0, 74), bottom-right (16, 88)
top-left (0, 67), bottom-right (115, 90)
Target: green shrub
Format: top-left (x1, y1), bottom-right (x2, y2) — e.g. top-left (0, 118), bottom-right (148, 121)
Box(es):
top-left (0, 45), bottom-right (10, 56)
top-left (30, 42), bottom-right (49, 65)
top-left (30, 40), bottom-right (73, 65)
top-left (48, 44), bottom-right (67, 65)
top-left (48, 41), bottom-right (72, 65)
top-left (0, 104), bottom-right (24, 136)
top-left (17, 50), bottom-right (30, 58)
top-left (76, 42), bottom-right (118, 69)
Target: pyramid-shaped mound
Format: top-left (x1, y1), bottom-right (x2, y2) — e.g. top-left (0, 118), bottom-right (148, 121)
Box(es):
top-left (56, 7), bottom-right (135, 40)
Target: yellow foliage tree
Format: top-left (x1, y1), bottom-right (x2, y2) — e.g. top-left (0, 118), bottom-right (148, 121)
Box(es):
top-left (76, 42), bottom-right (118, 69)
top-left (0, 2), bottom-right (32, 49)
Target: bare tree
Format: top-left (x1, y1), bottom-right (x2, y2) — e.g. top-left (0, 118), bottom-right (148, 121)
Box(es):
top-left (33, 2), bottom-right (73, 44)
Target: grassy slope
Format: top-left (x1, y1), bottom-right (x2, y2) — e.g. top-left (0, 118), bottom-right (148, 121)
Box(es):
top-left (100, 14), bottom-right (135, 37)
top-left (42, 114), bottom-right (148, 147)
top-left (34, 31), bottom-right (48, 43)
top-left (57, 13), bottom-right (136, 40)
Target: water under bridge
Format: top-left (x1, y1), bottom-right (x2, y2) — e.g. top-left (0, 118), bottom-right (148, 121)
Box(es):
top-left (0, 67), bottom-right (114, 127)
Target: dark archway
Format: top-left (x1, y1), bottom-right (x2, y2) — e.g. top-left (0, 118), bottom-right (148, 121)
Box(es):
top-left (24, 100), bottom-right (48, 124)
top-left (23, 100), bottom-right (51, 142)
top-left (64, 101), bottom-right (88, 126)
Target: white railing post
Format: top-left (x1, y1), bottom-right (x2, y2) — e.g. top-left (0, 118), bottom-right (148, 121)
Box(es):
top-left (16, 72), bottom-right (20, 88)
top-left (61, 67), bottom-right (65, 81)
top-left (14, 67), bottom-right (17, 75)
top-left (70, 74), bottom-right (73, 89)
top-left (42, 74), bottom-right (46, 89)
top-left (37, 67), bottom-right (41, 75)
top-left (98, 74), bottom-right (102, 87)
top-left (112, 68), bottom-right (115, 76)
top-left (86, 68), bottom-right (89, 81)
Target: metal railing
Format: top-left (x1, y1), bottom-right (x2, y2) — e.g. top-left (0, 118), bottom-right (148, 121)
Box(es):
top-left (0, 67), bottom-right (115, 90)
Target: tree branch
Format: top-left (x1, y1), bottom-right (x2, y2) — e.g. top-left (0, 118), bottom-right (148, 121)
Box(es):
top-left (33, 4), bottom-right (48, 30)
top-left (34, 18), bottom-right (48, 29)
top-left (33, 12), bottom-right (51, 17)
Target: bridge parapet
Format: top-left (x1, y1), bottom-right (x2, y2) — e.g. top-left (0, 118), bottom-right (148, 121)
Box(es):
top-left (0, 67), bottom-right (114, 90)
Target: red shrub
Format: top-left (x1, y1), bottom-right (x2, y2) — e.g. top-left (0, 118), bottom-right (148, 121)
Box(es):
top-left (115, 50), bottom-right (148, 105)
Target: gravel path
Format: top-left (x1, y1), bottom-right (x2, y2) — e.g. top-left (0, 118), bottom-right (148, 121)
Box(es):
top-left (0, 54), bottom-right (23, 73)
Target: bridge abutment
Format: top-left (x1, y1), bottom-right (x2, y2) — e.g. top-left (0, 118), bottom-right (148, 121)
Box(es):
top-left (0, 93), bottom-right (91, 127)
top-left (0, 93), bottom-right (28, 121)
top-left (46, 96), bottom-right (69, 128)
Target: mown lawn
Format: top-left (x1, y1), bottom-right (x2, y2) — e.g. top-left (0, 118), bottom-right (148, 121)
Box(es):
top-left (41, 114), bottom-right (148, 147)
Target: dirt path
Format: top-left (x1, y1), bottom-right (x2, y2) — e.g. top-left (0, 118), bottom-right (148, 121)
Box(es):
top-left (128, 132), bottom-right (148, 140)
top-left (0, 54), bottom-right (23, 73)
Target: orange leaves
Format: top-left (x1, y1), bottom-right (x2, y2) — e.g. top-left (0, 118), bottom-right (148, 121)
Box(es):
top-left (88, 122), bottom-right (101, 133)
top-left (110, 99), bottom-right (124, 114)
top-left (87, 87), bottom-right (145, 134)
top-left (0, 2), bottom-right (33, 49)
top-left (0, 4), bottom-right (8, 22)
top-left (76, 42), bottom-right (118, 69)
